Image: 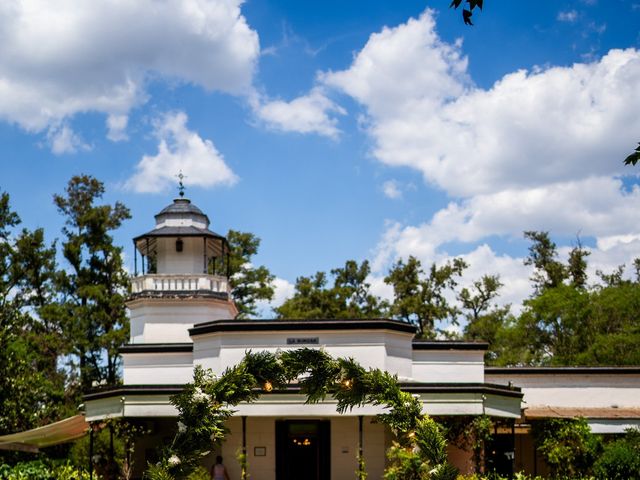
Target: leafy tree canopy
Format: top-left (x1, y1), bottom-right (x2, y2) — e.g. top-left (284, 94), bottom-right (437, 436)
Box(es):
top-left (54, 174), bottom-right (131, 389)
top-left (223, 230), bottom-right (275, 319)
top-left (276, 260), bottom-right (387, 320)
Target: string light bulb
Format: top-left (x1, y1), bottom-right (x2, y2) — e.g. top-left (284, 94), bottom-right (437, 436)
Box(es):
top-left (263, 381), bottom-right (273, 392)
top-left (342, 379), bottom-right (352, 389)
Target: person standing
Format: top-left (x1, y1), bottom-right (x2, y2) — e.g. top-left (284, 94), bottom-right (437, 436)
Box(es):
top-left (211, 455), bottom-right (231, 480)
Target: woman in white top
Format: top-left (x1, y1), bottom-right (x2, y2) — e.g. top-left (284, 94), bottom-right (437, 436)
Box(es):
top-left (211, 455), bottom-right (230, 480)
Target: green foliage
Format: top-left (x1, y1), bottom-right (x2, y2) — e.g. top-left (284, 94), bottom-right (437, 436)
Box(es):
top-left (236, 448), bottom-right (247, 480)
top-left (356, 453), bottom-right (367, 480)
top-left (0, 460), bottom-right (95, 480)
top-left (460, 275), bottom-right (512, 362)
top-left (148, 349), bottom-right (456, 480)
top-left (222, 230), bottom-right (275, 318)
top-left (276, 260), bottom-right (387, 320)
top-left (456, 475), bottom-right (546, 480)
top-left (186, 466), bottom-right (211, 480)
top-left (54, 174), bottom-right (131, 389)
top-left (533, 418), bottom-right (600, 478)
top-left (385, 256), bottom-right (467, 338)
top-left (483, 231), bottom-right (640, 366)
top-left (523, 231), bottom-right (567, 293)
top-left (441, 416), bottom-right (493, 473)
top-left (144, 462), bottom-right (175, 480)
top-left (384, 418), bottom-right (457, 480)
top-left (0, 191), bottom-right (71, 447)
top-left (593, 427), bottom-right (640, 479)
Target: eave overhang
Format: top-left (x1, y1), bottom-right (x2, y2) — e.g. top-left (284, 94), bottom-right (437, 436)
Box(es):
top-left (83, 382), bottom-right (523, 421)
top-left (189, 318), bottom-right (417, 337)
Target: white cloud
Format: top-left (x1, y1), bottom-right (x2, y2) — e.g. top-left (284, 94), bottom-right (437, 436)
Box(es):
top-left (382, 180), bottom-right (402, 199)
top-left (254, 276), bottom-right (296, 318)
top-left (408, 177), bottom-right (640, 248)
top-left (322, 11), bottom-right (469, 119)
top-left (47, 123), bottom-right (90, 155)
top-left (254, 88), bottom-right (345, 139)
top-left (557, 10), bottom-right (578, 22)
top-left (107, 114), bottom-right (129, 142)
top-left (306, 9), bottom-right (640, 311)
top-left (322, 12), bottom-right (640, 197)
top-left (125, 111), bottom-right (238, 193)
top-left (0, 0), bottom-right (259, 143)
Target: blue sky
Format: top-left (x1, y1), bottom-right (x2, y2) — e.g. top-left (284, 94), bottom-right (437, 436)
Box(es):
top-left (1, 0), bottom-right (640, 314)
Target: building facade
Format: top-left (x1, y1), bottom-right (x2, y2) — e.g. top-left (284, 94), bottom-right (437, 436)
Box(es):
top-left (82, 197), bottom-right (640, 480)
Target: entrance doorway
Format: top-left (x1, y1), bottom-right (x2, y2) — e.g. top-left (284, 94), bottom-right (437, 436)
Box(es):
top-left (275, 420), bottom-right (330, 480)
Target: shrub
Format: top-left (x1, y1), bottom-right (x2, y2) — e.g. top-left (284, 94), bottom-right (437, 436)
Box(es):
top-left (0, 460), bottom-right (93, 480)
top-left (593, 428), bottom-right (640, 480)
top-left (533, 418), bottom-right (600, 478)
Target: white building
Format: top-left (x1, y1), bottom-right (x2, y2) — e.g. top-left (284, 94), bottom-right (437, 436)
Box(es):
top-left (4, 195), bottom-right (637, 479)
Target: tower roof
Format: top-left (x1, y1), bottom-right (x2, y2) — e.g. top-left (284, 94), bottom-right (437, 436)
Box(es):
top-left (157, 198), bottom-right (206, 216)
top-left (133, 197), bottom-right (228, 257)
top-left (154, 198), bottom-right (210, 227)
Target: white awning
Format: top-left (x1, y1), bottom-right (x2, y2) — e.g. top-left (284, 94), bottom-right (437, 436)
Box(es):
top-left (0, 415), bottom-right (89, 452)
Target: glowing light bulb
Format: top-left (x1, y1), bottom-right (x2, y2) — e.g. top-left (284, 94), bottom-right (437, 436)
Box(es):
top-left (263, 381), bottom-right (273, 392)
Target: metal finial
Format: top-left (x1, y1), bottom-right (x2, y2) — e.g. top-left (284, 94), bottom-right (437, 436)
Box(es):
top-left (176, 171), bottom-right (187, 198)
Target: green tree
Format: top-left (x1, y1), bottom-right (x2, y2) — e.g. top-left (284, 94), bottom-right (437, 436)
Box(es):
top-left (54, 175), bottom-right (131, 389)
top-left (534, 418), bottom-right (601, 478)
top-left (495, 231), bottom-right (640, 366)
top-left (523, 231), bottom-right (567, 293)
top-left (217, 230), bottom-right (275, 318)
top-left (0, 192), bottom-right (69, 444)
top-left (574, 275), bottom-right (640, 365)
top-left (594, 427), bottom-right (640, 480)
top-left (460, 274), bottom-right (512, 363)
top-left (385, 256), bottom-right (467, 338)
top-left (276, 260), bottom-right (386, 319)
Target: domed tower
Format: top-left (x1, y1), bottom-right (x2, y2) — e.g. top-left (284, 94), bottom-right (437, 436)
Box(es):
top-left (128, 193), bottom-right (237, 344)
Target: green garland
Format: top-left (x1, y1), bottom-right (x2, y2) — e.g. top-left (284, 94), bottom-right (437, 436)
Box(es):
top-left (144, 348), bottom-right (457, 480)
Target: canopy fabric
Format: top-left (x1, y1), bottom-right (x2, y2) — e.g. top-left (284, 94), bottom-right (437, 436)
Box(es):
top-left (0, 415), bottom-right (89, 451)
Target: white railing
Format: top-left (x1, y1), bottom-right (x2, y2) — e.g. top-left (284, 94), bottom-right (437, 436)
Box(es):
top-left (131, 274), bottom-right (229, 294)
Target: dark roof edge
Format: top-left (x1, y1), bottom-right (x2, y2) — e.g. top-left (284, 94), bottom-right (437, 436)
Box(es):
top-left (84, 385), bottom-right (184, 400)
top-left (84, 382), bottom-right (522, 401)
top-left (133, 229), bottom-right (227, 242)
top-left (119, 343), bottom-right (193, 354)
top-left (189, 318), bottom-right (416, 336)
top-left (486, 367), bottom-right (640, 375)
top-left (412, 341), bottom-right (489, 351)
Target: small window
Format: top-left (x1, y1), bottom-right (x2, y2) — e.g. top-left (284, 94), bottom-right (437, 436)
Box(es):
top-left (175, 238), bottom-right (184, 252)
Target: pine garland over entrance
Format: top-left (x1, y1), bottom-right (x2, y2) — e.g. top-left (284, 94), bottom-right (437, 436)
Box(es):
top-left (145, 348), bottom-right (458, 480)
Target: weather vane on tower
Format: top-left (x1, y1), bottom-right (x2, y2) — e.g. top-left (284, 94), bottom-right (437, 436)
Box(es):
top-left (176, 171), bottom-right (187, 198)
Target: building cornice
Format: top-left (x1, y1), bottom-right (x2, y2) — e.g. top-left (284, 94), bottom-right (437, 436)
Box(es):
top-left (412, 341), bottom-right (489, 351)
top-left (189, 318), bottom-right (416, 336)
top-left (119, 343), bottom-right (193, 354)
top-left (84, 382), bottom-right (522, 401)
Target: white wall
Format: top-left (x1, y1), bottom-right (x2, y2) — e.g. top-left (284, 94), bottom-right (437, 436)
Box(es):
top-left (156, 214), bottom-right (207, 229)
top-left (156, 237), bottom-right (207, 274)
top-left (122, 352), bottom-right (194, 385)
top-left (412, 350), bottom-right (485, 383)
top-left (193, 330), bottom-right (414, 378)
top-left (486, 373), bottom-right (640, 408)
top-left (128, 298), bottom-right (234, 343)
